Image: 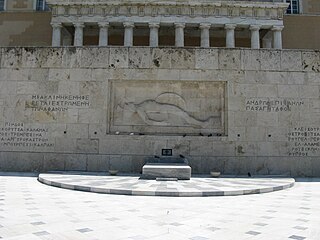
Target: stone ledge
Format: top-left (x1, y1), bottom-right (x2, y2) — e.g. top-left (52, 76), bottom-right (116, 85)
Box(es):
top-left (0, 47), bottom-right (318, 72)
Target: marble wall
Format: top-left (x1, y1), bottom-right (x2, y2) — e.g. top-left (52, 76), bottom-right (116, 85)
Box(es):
top-left (0, 46), bottom-right (319, 176)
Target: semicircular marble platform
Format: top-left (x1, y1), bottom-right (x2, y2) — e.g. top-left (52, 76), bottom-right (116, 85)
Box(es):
top-left (38, 173), bottom-right (295, 197)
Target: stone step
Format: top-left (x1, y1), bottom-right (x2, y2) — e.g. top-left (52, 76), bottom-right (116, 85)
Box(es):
top-left (142, 163), bottom-right (191, 180)
top-left (156, 177), bottom-right (178, 181)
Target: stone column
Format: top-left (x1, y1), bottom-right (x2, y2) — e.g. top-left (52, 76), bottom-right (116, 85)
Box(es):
top-left (51, 23), bottom-right (62, 47)
top-left (175, 23), bottom-right (185, 47)
top-left (149, 22), bottom-right (160, 47)
top-left (98, 22), bottom-right (109, 46)
top-left (250, 24), bottom-right (261, 49)
top-left (200, 23), bottom-right (211, 48)
top-left (225, 24), bottom-right (236, 48)
top-left (272, 25), bottom-right (284, 49)
top-left (124, 22), bottom-right (134, 47)
top-left (74, 22), bottom-right (85, 47)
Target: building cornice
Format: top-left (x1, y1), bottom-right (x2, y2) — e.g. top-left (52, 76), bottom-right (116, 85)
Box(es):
top-left (47, 0), bottom-right (289, 20)
top-left (46, 0), bottom-right (286, 4)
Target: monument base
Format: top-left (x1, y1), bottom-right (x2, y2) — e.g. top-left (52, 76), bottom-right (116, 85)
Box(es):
top-left (142, 163), bottom-right (191, 180)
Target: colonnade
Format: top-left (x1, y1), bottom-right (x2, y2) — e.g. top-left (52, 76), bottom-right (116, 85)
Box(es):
top-left (51, 21), bottom-right (284, 49)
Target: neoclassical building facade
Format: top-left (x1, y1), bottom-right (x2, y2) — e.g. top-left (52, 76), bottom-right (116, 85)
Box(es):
top-left (1, 0), bottom-right (319, 49)
top-left (48, 0), bottom-right (288, 49)
top-left (0, 0), bottom-right (320, 176)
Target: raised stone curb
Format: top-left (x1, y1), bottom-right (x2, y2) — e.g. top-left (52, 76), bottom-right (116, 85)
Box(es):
top-left (38, 173), bottom-right (295, 197)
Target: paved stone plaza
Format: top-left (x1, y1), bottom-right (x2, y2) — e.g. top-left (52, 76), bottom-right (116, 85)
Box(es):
top-left (0, 173), bottom-right (319, 240)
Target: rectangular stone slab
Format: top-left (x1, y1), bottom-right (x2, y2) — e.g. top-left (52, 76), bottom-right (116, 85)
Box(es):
top-left (109, 80), bottom-right (225, 135)
top-left (142, 163), bottom-right (191, 180)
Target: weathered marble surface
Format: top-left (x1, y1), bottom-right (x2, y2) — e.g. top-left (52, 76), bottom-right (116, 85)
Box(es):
top-left (0, 47), bottom-right (320, 176)
top-left (110, 80), bottom-right (225, 135)
top-left (142, 164), bottom-right (192, 180)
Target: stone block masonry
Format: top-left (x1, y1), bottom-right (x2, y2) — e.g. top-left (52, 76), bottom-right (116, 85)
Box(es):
top-left (0, 46), bottom-right (319, 177)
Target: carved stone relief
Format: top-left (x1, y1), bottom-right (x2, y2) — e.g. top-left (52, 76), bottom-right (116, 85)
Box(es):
top-left (109, 80), bottom-right (225, 135)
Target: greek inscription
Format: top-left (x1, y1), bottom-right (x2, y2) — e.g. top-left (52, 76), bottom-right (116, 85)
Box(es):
top-left (288, 127), bottom-right (320, 156)
top-left (25, 95), bottom-right (90, 112)
top-left (246, 98), bottom-right (304, 112)
top-left (0, 122), bottom-right (54, 148)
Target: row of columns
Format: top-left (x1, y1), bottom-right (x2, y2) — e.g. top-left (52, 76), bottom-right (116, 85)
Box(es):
top-left (51, 22), bottom-right (284, 49)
